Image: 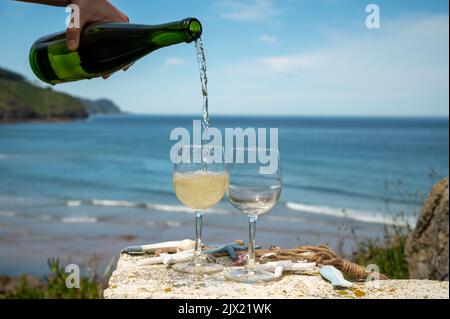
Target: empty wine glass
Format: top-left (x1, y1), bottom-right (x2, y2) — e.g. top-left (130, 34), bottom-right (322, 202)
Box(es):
top-left (172, 144), bottom-right (228, 274)
top-left (225, 147), bottom-right (282, 283)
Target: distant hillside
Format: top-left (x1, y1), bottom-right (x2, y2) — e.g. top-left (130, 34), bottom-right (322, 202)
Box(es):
top-left (81, 98), bottom-right (122, 115)
top-left (0, 68), bottom-right (26, 82)
top-left (0, 67), bottom-right (122, 123)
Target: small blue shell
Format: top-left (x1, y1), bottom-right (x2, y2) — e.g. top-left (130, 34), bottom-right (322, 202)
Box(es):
top-left (320, 265), bottom-right (353, 289)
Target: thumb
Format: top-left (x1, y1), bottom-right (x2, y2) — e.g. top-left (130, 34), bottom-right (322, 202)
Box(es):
top-left (66, 26), bottom-right (81, 51)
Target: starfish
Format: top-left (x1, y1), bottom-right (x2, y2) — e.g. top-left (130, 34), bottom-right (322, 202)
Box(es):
top-left (204, 242), bottom-right (261, 261)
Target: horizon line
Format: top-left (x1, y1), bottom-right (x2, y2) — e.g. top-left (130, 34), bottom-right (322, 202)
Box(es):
top-left (113, 113), bottom-right (450, 119)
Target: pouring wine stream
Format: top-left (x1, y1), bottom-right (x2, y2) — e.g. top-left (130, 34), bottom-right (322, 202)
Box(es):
top-left (195, 38), bottom-right (212, 171)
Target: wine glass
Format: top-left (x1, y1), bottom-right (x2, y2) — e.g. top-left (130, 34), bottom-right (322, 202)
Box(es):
top-left (225, 147), bottom-right (282, 283)
top-left (172, 144), bottom-right (228, 274)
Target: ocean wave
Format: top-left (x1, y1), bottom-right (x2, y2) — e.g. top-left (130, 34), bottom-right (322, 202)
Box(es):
top-left (141, 220), bottom-right (184, 228)
top-left (86, 199), bottom-right (230, 215)
top-left (165, 220), bottom-right (183, 228)
top-left (284, 183), bottom-right (424, 205)
top-left (146, 203), bottom-right (194, 213)
top-left (0, 211), bottom-right (15, 217)
top-left (266, 215), bottom-right (307, 224)
top-left (66, 200), bottom-right (83, 207)
top-left (0, 154), bottom-right (8, 160)
top-left (146, 203), bottom-right (230, 215)
top-left (61, 216), bottom-right (98, 224)
top-left (144, 220), bottom-right (156, 227)
top-left (91, 199), bottom-right (140, 208)
top-left (286, 202), bottom-right (415, 227)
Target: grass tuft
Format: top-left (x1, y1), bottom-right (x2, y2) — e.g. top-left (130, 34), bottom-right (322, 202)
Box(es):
top-left (1, 257), bottom-right (110, 299)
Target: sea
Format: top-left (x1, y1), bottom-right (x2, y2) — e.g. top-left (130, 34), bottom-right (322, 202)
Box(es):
top-left (0, 115), bottom-right (448, 275)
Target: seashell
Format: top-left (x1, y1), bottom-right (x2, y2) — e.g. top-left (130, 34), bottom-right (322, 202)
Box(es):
top-left (122, 239), bottom-right (195, 255)
top-left (260, 252), bottom-right (278, 261)
top-left (137, 250), bottom-right (194, 267)
top-left (274, 266), bottom-right (284, 278)
top-left (234, 253), bottom-right (248, 266)
top-left (320, 265), bottom-right (353, 289)
top-left (162, 251), bottom-right (194, 265)
top-left (257, 261), bottom-right (316, 273)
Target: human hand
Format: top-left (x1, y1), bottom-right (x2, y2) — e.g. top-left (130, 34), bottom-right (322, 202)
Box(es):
top-left (67, 0), bottom-right (129, 51)
top-left (17, 0), bottom-right (131, 78)
top-left (68, 0), bottom-right (131, 78)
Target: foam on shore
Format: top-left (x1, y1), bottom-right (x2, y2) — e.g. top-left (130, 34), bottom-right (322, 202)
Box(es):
top-left (61, 216), bottom-right (98, 224)
top-left (286, 201), bottom-right (415, 227)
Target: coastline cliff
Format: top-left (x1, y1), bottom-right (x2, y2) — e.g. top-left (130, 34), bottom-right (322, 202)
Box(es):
top-left (0, 67), bottom-right (122, 124)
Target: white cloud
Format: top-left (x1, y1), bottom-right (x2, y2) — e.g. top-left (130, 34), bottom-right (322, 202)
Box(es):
top-left (213, 14), bottom-right (449, 116)
top-left (219, 0), bottom-right (281, 22)
top-left (165, 58), bottom-right (185, 66)
top-left (259, 34), bottom-right (278, 44)
top-left (260, 54), bottom-right (320, 73)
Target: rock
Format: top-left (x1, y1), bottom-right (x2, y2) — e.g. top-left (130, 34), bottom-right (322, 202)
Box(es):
top-left (406, 177), bottom-right (449, 281)
top-left (104, 254), bottom-right (449, 299)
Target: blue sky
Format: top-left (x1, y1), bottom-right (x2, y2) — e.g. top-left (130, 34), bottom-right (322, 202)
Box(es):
top-left (0, 0), bottom-right (448, 116)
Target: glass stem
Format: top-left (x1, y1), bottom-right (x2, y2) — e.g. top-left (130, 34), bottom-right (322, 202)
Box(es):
top-left (194, 211), bottom-right (204, 265)
top-left (247, 216), bottom-right (258, 270)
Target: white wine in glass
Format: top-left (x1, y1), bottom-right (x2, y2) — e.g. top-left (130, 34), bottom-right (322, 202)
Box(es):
top-left (174, 171), bottom-right (229, 210)
top-left (172, 145), bottom-right (228, 274)
top-left (225, 148), bottom-right (282, 283)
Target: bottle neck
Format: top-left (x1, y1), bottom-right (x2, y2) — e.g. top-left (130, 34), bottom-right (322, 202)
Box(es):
top-left (151, 18), bottom-right (202, 44)
top-left (82, 18), bottom-right (202, 48)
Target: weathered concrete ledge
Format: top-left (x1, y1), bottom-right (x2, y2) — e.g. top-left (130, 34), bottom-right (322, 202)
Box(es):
top-left (104, 254), bottom-right (449, 299)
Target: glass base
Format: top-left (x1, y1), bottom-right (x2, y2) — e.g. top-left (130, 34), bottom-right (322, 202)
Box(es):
top-left (225, 268), bottom-right (277, 283)
top-left (172, 259), bottom-right (223, 275)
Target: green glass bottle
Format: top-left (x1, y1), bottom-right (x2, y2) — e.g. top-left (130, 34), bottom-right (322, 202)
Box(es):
top-left (29, 18), bottom-right (202, 85)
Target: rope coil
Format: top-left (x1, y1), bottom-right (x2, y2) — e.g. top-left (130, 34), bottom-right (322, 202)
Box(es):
top-left (234, 245), bottom-right (389, 280)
